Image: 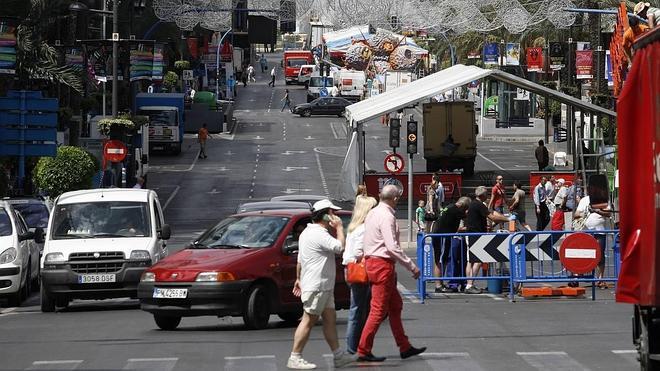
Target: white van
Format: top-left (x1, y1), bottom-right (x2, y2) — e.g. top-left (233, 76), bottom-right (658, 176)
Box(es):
top-left (335, 69), bottom-right (366, 101)
top-left (40, 189), bottom-right (170, 312)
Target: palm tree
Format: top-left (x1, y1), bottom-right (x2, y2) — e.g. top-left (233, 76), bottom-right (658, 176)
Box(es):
top-left (15, 0), bottom-right (82, 93)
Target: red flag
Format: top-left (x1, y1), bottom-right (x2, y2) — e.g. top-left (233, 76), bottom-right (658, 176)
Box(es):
top-left (187, 38), bottom-right (198, 59)
top-left (526, 47), bottom-right (543, 72)
top-left (575, 50), bottom-right (593, 79)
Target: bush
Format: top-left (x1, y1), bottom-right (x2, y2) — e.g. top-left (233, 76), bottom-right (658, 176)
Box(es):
top-left (33, 146), bottom-right (98, 198)
top-left (163, 71), bottom-right (179, 91)
top-left (97, 118), bottom-right (136, 137)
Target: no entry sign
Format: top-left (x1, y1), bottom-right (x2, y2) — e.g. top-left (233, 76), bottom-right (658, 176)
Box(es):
top-left (103, 140), bottom-right (128, 163)
top-left (384, 153), bottom-right (404, 174)
top-left (560, 232), bottom-right (602, 274)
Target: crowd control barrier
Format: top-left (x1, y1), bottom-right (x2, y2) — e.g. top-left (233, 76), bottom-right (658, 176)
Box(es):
top-left (416, 230), bottom-right (620, 303)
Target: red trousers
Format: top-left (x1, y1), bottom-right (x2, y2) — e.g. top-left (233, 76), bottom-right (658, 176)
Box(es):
top-left (357, 257), bottom-right (411, 355)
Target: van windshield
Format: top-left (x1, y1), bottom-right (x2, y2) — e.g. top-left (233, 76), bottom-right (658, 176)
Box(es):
top-left (195, 216), bottom-right (289, 249)
top-left (286, 58), bottom-right (308, 67)
top-left (0, 208), bottom-right (12, 237)
top-left (309, 77), bottom-right (333, 88)
top-left (51, 202), bottom-right (151, 239)
top-left (139, 110), bottom-right (178, 127)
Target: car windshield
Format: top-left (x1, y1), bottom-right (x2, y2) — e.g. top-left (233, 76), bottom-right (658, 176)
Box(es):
top-left (196, 216), bottom-right (289, 249)
top-left (51, 202), bottom-right (151, 239)
top-left (140, 110), bottom-right (178, 127)
top-left (309, 77), bottom-right (333, 87)
top-left (0, 208), bottom-right (12, 236)
top-left (11, 202), bottom-right (49, 228)
top-left (287, 58), bottom-right (308, 67)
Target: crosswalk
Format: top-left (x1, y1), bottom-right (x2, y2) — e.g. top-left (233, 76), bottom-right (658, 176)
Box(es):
top-left (18, 350), bottom-right (638, 370)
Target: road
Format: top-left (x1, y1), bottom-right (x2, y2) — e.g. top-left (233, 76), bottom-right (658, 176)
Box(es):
top-left (0, 54), bottom-right (635, 371)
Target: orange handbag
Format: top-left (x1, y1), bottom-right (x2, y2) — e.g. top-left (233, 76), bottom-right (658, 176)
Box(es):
top-left (346, 261), bottom-right (368, 284)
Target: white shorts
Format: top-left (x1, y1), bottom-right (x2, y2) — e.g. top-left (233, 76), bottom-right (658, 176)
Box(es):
top-left (301, 291), bottom-right (335, 316)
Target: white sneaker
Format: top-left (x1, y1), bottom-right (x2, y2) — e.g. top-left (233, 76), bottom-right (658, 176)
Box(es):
top-left (287, 356), bottom-right (317, 369)
top-left (334, 352), bottom-right (357, 368)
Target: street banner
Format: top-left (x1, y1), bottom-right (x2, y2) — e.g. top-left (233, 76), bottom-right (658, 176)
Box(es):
top-left (0, 22), bottom-right (17, 75)
top-left (505, 43), bottom-right (520, 66)
top-left (576, 50), bottom-right (593, 79)
top-left (187, 37), bottom-right (199, 59)
top-left (577, 41), bottom-right (591, 51)
top-left (65, 48), bottom-right (84, 70)
top-left (483, 43), bottom-right (499, 65)
top-left (549, 42), bottom-right (565, 70)
top-left (152, 44), bottom-right (164, 81)
top-left (130, 43), bottom-right (153, 81)
top-left (605, 50), bottom-right (613, 87)
top-left (89, 46), bottom-right (110, 80)
top-left (526, 47), bottom-right (544, 72)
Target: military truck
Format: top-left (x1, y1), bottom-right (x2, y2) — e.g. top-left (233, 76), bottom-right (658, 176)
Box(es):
top-left (422, 101), bottom-right (477, 176)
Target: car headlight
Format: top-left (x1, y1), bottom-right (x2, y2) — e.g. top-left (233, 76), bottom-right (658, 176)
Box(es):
top-left (140, 272), bottom-right (155, 282)
top-left (195, 272), bottom-right (236, 282)
top-left (44, 252), bottom-right (65, 263)
top-left (130, 250), bottom-right (151, 260)
top-left (0, 248), bottom-right (17, 264)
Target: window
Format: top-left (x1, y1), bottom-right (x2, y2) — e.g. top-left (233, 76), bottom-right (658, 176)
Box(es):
top-left (309, 77), bottom-right (334, 88)
top-left (0, 209), bottom-right (12, 237)
top-left (11, 203), bottom-right (49, 229)
top-left (196, 216), bottom-right (289, 248)
top-left (14, 211), bottom-right (28, 235)
top-left (139, 110), bottom-right (178, 127)
top-left (51, 202), bottom-right (151, 239)
top-left (286, 58), bottom-right (308, 68)
top-left (152, 201), bottom-right (162, 232)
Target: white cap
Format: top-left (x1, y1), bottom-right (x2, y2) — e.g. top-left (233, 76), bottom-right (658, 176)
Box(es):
top-left (557, 178), bottom-right (566, 184)
top-left (312, 199), bottom-right (342, 212)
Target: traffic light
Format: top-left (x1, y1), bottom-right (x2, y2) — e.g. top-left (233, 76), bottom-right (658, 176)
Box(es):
top-left (389, 118), bottom-right (401, 148)
top-left (406, 119), bottom-right (418, 154)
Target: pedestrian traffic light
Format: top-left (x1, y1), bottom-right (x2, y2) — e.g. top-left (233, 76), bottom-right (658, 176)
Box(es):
top-left (325, 63), bottom-right (331, 76)
top-left (389, 118), bottom-right (401, 148)
top-left (406, 119), bottom-right (418, 154)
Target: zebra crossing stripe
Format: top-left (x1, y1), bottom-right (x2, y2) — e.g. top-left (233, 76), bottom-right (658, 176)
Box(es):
top-left (224, 355), bottom-right (276, 371)
top-left (517, 351), bottom-right (590, 371)
top-left (123, 358), bottom-right (178, 371)
top-left (27, 360), bottom-right (83, 370)
top-left (422, 352), bottom-right (485, 371)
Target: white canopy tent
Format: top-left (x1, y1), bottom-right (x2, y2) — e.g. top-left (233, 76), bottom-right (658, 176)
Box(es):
top-left (336, 64), bottom-right (616, 200)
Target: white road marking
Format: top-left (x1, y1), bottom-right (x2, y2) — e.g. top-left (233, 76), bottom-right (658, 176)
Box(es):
top-left (28, 360), bottom-right (83, 370)
top-left (477, 152), bottom-right (505, 171)
top-left (283, 166), bottom-right (309, 172)
top-left (517, 351), bottom-right (591, 371)
top-left (422, 352), bottom-right (485, 371)
top-left (611, 350), bottom-right (637, 354)
top-left (397, 282), bottom-right (421, 303)
top-left (151, 153), bottom-right (199, 173)
top-left (224, 355), bottom-right (276, 371)
top-left (282, 150), bottom-right (306, 155)
top-left (162, 185), bottom-right (180, 211)
top-left (484, 293), bottom-right (505, 301)
top-left (315, 151), bottom-right (330, 197)
top-left (330, 122), bottom-right (340, 139)
top-left (0, 307), bottom-right (17, 316)
top-left (124, 358), bottom-right (178, 371)
top-left (612, 350), bottom-right (638, 364)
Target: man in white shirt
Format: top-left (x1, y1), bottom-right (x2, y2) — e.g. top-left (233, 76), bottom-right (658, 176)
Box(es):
top-left (268, 66), bottom-right (276, 87)
top-left (575, 195), bottom-right (612, 286)
top-left (287, 200), bottom-right (355, 370)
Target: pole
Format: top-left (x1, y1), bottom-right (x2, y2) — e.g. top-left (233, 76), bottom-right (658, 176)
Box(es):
top-left (112, 0), bottom-right (118, 118)
top-left (102, 0), bottom-right (107, 117)
top-left (408, 153), bottom-right (413, 243)
top-left (215, 29), bottom-right (232, 99)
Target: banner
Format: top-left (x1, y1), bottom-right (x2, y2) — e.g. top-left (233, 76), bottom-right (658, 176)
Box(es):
top-left (152, 44), bottom-right (164, 81)
top-left (483, 43), bottom-right (499, 65)
top-left (0, 22), bottom-right (16, 74)
top-left (187, 38), bottom-right (199, 60)
top-left (549, 42), bottom-right (565, 70)
top-left (65, 48), bottom-right (84, 70)
top-left (605, 50), bottom-right (613, 87)
top-left (89, 46), bottom-right (110, 80)
top-left (505, 43), bottom-right (520, 66)
top-left (526, 47), bottom-right (543, 72)
top-left (576, 50), bottom-right (593, 79)
top-left (130, 43), bottom-right (153, 81)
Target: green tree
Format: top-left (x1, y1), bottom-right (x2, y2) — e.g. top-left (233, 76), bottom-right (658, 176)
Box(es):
top-left (33, 146), bottom-right (98, 198)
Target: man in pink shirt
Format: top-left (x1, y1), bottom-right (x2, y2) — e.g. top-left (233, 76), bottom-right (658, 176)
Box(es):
top-left (357, 184), bottom-right (426, 362)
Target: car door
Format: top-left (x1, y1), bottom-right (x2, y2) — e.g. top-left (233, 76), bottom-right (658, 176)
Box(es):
top-left (152, 199), bottom-right (168, 260)
top-left (278, 217), bottom-right (310, 306)
top-left (11, 209), bottom-right (29, 285)
top-left (16, 212), bottom-right (39, 281)
top-left (315, 98), bottom-right (330, 115)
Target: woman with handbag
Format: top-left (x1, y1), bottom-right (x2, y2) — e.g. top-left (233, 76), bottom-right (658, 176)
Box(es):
top-left (342, 195), bottom-right (377, 354)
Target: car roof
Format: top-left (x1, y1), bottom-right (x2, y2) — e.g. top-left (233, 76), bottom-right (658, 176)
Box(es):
top-left (234, 208), bottom-right (351, 218)
top-left (236, 201), bottom-right (312, 213)
top-left (270, 195), bottom-right (327, 203)
top-left (56, 189), bottom-right (154, 205)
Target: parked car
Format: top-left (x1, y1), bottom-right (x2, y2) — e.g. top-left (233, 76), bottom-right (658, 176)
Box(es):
top-left (0, 200), bottom-right (43, 307)
top-left (235, 201), bottom-right (312, 214)
top-left (297, 64), bottom-right (316, 88)
top-left (138, 209), bottom-right (351, 330)
top-left (270, 195), bottom-right (327, 204)
top-left (292, 97), bottom-right (351, 117)
top-left (7, 197), bottom-right (51, 254)
top-left (40, 189), bottom-right (170, 312)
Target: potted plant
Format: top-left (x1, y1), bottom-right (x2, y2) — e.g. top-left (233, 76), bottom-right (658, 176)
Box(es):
top-left (97, 117), bottom-right (136, 139)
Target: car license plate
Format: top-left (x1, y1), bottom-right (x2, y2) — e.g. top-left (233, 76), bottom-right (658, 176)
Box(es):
top-left (153, 146), bottom-right (164, 150)
top-left (78, 274), bottom-right (116, 284)
top-left (153, 288), bottom-right (188, 299)
top-left (163, 128), bottom-right (172, 135)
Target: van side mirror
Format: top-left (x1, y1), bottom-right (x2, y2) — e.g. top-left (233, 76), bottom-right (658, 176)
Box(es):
top-left (159, 224), bottom-right (171, 240)
top-left (34, 227), bottom-right (45, 244)
top-left (19, 231), bottom-right (35, 242)
top-left (282, 236), bottom-right (299, 255)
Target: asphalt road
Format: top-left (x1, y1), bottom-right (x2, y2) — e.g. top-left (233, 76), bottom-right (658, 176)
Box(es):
top-left (0, 54), bottom-right (636, 371)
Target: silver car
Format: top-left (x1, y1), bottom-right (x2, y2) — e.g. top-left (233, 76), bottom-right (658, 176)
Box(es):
top-left (0, 201), bottom-right (43, 307)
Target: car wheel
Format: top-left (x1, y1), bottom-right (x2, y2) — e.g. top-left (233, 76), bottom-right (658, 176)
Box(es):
top-left (243, 285), bottom-right (270, 330)
top-left (278, 309), bottom-right (303, 323)
top-left (56, 297), bottom-right (70, 308)
top-left (154, 315), bottom-right (181, 330)
top-left (302, 109), bottom-right (311, 117)
top-left (40, 282), bottom-right (55, 312)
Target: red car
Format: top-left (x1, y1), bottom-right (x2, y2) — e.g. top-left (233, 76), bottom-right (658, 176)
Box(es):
top-left (138, 209), bottom-right (351, 330)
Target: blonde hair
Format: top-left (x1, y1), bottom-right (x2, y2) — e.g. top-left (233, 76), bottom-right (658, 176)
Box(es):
top-left (348, 195), bottom-right (377, 233)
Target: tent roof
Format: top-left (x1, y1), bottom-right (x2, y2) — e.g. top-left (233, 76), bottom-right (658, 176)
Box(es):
top-left (345, 64), bottom-right (616, 124)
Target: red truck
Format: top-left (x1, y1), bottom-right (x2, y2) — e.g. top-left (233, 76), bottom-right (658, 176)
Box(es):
top-left (282, 50), bottom-right (314, 85)
top-left (616, 26), bottom-right (659, 370)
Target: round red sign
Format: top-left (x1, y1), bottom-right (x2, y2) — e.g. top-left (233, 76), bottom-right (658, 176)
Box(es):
top-left (559, 232), bottom-right (602, 274)
top-left (104, 140), bottom-right (128, 163)
top-left (384, 153), bottom-right (405, 174)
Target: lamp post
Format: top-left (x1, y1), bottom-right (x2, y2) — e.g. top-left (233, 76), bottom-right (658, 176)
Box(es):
top-left (112, 0), bottom-right (118, 118)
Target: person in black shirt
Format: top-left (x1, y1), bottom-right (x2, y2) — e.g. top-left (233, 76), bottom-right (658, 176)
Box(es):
top-left (432, 197), bottom-right (471, 293)
top-left (464, 186), bottom-right (509, 294)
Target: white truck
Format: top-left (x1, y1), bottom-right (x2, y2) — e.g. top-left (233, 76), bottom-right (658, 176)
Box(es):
top-left (306, 72), bottom-right (334, 103)
top-left (334, 69), bottom-right (366, 102)
top-left (384, 70), bottom-right (415, 92)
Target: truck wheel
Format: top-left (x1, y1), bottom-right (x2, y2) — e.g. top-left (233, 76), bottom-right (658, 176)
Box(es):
top-left (278, 309), bottom-right (303, 323)
top-left (154, 315), bottom-right (181, 330)
top-left (463, 161), bottom-right (475, 177)
top-left (40, 283), bottom-right (55, 312)
top-left (172, 143), bottom-right (182, 155)
top-left (243, 285), bottom-right (270, 330)
top-left (56, 297), bottom-right (70, 308)
top-left (640, 308), bottom-right (660, 371)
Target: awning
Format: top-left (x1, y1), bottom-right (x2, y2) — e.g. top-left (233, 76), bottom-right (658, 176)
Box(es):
top-left (345, 64), bottom-right (616, 125)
